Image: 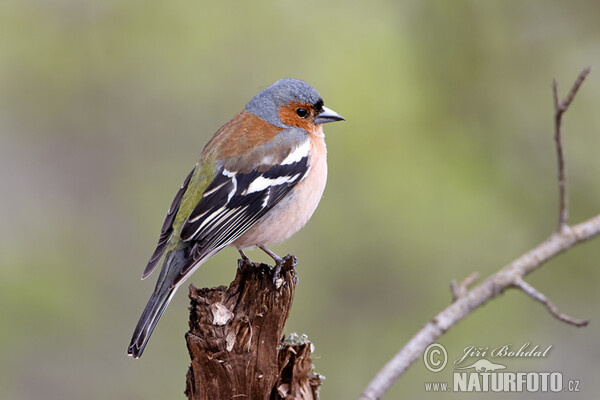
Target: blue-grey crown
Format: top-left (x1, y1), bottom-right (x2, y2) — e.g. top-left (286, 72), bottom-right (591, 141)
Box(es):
top-left (245, 78), bottom-right (323, 128)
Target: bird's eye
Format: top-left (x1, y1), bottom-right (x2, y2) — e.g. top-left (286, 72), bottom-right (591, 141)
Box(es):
top-left (296, 108), bottom-right (309, 118)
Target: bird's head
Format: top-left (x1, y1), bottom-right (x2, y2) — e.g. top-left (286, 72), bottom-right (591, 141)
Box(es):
top-left (245, 78), bottom-right (345, 131)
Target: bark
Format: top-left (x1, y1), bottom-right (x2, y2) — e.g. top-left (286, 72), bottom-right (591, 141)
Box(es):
top-left (185, 255), bottom-right (323, 400)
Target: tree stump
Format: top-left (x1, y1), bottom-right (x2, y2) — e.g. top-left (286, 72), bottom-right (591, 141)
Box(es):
top-left (185, 255), bottom-right (323, 400)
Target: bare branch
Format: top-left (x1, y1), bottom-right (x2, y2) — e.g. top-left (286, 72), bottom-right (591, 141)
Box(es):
top-left (513, 277), bottom-right (589, 327)
top-left (358, 69), bottom-right (597, 400)
top-left (450, 272), bottom-right (479, 302)
top-left (359, 218), bottom-right (600, 400)
top-left (556, 67), bottom-right (591, 112)
top-left (553, 67), bottom-right (591, 232)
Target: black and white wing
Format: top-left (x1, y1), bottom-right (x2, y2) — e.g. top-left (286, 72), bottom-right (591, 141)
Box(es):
top-left (175, 136), bottom-right (311, 281)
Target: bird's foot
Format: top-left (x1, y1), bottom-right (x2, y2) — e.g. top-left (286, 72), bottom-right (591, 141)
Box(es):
top-left (237, 249), bottom-right (253, 269)
top-left (283, 254), bottom-right (300, 286)
top-left (274, 254), bottom-right (299, 287)
top-left (258, 246), bottom-right (299, 287)
top-left (272, 261), bottom-right (283, 287)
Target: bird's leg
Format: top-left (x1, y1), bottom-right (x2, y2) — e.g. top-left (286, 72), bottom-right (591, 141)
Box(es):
top-left (238, 249), bottom-right (251, 262)
top-left (237, 249), bottom-right (253, 270)
top-left (259, 246), bottom-right (284, 282)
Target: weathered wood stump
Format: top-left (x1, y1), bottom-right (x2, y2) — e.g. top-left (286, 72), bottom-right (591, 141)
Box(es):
top-left (185, 255), bottom-right (323, 400)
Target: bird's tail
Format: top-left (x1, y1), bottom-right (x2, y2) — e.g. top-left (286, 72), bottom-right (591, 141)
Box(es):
top-left (127, 249), bottom-right (185, 358)
top-left (127, 287), bottom-right (176, 358)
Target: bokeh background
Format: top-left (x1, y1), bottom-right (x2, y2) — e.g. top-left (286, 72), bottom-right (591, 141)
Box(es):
top-left (2, 1), bottom-right (600, 399)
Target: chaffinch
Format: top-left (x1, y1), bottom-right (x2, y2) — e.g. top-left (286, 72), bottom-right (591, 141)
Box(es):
top-left (128, 78), bottom-right (344, 358)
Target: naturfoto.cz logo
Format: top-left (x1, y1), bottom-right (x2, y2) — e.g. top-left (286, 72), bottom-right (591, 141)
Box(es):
top-left (423, 342), bottom-right (581, 393)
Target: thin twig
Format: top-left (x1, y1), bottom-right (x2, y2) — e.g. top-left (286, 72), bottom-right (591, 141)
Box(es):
top-left (358, 68), bottom-right (596, 400)
top-left (450, 272), bottom-right (479, 302)
top-left (513, 277), bottom-right (589, 327)
top-left (553, 66), bottom-right (591, 232)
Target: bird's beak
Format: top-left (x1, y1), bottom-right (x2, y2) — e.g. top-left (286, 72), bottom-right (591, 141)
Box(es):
top-left (314, 106), bottom-right (345, 124)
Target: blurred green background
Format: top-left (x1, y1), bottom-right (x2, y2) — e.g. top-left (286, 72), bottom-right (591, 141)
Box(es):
top-left (1, 1), bottom-right (600, 399)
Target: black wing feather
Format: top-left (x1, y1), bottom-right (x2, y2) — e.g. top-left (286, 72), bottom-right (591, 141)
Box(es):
top-left (177, 156), bottom-right (309, 279)
top-left (141, 168), bottom-right (194, 279)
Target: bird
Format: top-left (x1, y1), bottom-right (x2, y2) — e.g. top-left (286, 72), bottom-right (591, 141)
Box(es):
top-left (127, 78), bottom-right (344, 358)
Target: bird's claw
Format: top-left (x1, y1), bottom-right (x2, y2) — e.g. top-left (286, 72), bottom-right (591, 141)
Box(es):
top-left (272, 262), bottom-right (283, 287)
top-left (272, 255), bottom-right (300, 287)
top-left (284, 254), bottom-right (298, 267)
